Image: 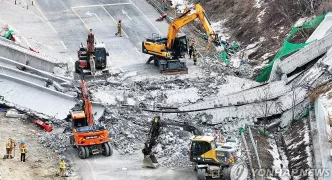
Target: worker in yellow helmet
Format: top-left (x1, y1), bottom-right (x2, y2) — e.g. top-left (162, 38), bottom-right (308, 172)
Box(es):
top-left (5, 138), bottom-right (15, 159)
top-left (56, 155), bottom-right (67, 177)
top-left (19, 140), bottom-right (27, 162)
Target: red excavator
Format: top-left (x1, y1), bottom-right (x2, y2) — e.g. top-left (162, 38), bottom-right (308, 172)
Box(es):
top-left (70, 79), bottom-right (112, 159)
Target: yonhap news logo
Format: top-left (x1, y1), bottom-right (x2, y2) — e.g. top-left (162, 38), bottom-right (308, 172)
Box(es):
top-left (253, 168), bottom-right (331, 177)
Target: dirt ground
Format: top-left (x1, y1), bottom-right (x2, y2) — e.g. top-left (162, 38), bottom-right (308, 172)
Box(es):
top-left (0, 112), bottom-right (62, 180)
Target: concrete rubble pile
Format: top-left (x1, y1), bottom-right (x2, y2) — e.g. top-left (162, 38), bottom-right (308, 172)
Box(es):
top-left (199, 56), bottom-right (254, 79)
top-left (87, 72), bottom-right (228, 167)
top-left (37, 132), bottom-right (70, 153)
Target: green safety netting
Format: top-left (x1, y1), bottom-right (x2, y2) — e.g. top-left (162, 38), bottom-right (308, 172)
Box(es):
top-left (220, 52), bottom-right (230, 65)
top-left (220, 43), bottom-right (239, 65)
top-left (258, 128), bottom-right (271, 136)
top-left (256, 13), bottom-right (328, 82)
top-left (4, 30), bottom-right (14, 39)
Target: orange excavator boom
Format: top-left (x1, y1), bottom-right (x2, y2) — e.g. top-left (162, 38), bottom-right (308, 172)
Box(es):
top-left (81, 80), bottom-right (94, 126)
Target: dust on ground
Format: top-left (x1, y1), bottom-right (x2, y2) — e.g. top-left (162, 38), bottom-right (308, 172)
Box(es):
top-left (0, 112), bottom-right (62, 180)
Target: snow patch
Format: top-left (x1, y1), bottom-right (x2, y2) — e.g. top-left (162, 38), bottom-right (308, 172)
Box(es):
top-left (171, 0), bottom-right (192, 13)
top-left (294, 17), bottom-right (308, 28)
top-left (257, 8), bottom-right (266, 23)
top-left (254, 0), bottom-right (262, 8)
top-left (268, 138), bottom-right (290, 180)
top-left (211, 20), bottom-right (230, 41)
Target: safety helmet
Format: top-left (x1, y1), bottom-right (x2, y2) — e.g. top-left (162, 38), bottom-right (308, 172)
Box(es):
top-left (21, 140), bottom-right (24, 144)
top-left (61, 155), bottom-right (65, 159)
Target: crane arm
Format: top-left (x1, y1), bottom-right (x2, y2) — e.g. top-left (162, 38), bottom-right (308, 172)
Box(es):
top-left (194, 4), bottom-right (215, 38)
top-left (166, 13), bottom-right (198, 49)
top-left (194, 4), bottom-right (218, 50)
top-left (166, 4), bottom-right (218, 51)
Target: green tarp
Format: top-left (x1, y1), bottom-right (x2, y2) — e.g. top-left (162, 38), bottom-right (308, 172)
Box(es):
top-left (256, 13), bottom-right (327, 82)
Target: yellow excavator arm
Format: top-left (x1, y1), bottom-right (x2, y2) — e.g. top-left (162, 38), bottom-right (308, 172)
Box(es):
top-left (166, 4), bottom-right (217, 51)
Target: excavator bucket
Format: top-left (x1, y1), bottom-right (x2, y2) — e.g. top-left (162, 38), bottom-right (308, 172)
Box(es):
top-left (143, 154), bottom-right (159, 168)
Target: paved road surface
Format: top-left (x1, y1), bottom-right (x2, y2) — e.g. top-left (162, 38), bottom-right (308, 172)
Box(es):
top-left (35, 0), bottom-right (171, 74)
top-left (66, 149), bottom-right (196, 180)
top-left (36, 0), bottom-right (197, 179)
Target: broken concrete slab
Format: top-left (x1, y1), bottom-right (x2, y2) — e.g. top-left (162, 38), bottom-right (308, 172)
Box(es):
top-left (0, 38), bottom-right (64, 73)
top-left (0, 64), bottom-right (48, 87)
top-left (0, 56), bottom-right (69, 84)
top-left (91, 102), bottom-right (106, 122)
top-left (269, 32), bottom-right (332, 82)
top-left (0, 73), bottom-right (76, 119)
top-left (306, 12), bottom-right (332, 43)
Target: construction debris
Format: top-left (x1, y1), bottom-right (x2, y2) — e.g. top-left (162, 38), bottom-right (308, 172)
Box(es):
top-left (5, 109), bottom-right (26, 118)
top-left (38, 132), bottom-right (69, 153)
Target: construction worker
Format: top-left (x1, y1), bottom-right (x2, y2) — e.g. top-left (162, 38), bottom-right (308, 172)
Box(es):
top-left (188, 39), bottom-right (195, 59)
top-left (115, 20), bottom-right (122, 37)
top-left (193, 48), bottom-right (199, 65)
top-left (87, 29), bottom-right (95, 53)
top-left (87, 29), bottom-right (94, 44)
top-left (57, 155), bottom-right (67, 177)
top-left (5, 138), bottom-right (15, 159)
top-left (19, 140), bottom-right (27, 162)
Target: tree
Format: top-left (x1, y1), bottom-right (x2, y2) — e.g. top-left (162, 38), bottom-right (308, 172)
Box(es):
top-left (250, 85), bottom-right (279, 134)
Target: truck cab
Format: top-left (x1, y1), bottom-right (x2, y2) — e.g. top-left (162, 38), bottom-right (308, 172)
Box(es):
top-left (94, 43), bottom-right (109, 69)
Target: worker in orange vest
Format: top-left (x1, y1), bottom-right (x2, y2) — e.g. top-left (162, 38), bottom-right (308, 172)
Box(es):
top-left (19, 140), bottom-right (27, 162)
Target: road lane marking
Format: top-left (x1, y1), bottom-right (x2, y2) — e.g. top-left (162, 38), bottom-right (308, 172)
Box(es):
top-left (94, 13), bottom-right (103, 22)
top-left (61, 41), bottom-right (67, 49)
top-left (71, 7), bottom-right (99, 43)
top-left (135, 47), bottom-right (142, 56)
top-left (129, 0), bottom-right (162, 35)
top-left (100, 4), bottom-right (129, 38)
top-left (35, 0), bottom-right (58, 34)
top-left (71, 2), bottom-right (132, 9)
top-left (86, 11), bottom-right (103, 22)
top-left (122, 9), bottom-right (132, 20)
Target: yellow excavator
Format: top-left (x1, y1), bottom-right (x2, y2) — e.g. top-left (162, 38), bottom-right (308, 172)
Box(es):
top-left (142, 116), bottom-right (249, 180)
top-left (142, 4), bottom-right (220, 74)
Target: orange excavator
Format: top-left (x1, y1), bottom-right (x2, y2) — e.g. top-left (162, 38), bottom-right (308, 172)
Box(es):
top-left (69, 80), bottom-right (112, 159)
